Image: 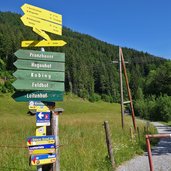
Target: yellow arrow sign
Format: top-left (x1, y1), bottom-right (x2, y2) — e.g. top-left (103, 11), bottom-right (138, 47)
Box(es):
top-left (33, 27), bottom-right (51, 41)
top-left (21, 3), bottom-right (62, 25)
top-left (21, 15), bottom-right (62, 35)
top-left (21, 40), bottom-right (67, 47)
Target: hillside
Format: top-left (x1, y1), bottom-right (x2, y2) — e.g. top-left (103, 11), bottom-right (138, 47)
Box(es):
top-left (0, 12), bottom-right (170, 122)
top-left (0, 12), bottom-right (166, 99)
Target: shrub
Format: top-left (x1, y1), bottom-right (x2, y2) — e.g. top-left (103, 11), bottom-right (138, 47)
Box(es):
top-left (89, 93), bottom-right (101, 102)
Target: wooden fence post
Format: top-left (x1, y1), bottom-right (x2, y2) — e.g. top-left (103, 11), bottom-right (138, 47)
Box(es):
top-left (103, 121), bottom-right (115, 170)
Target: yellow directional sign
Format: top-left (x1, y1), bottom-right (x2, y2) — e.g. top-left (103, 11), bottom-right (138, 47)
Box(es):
top-left (21, 15), bottom-right (62, 35)
top-left (33, 27), bottom-right (51, 41)
top-left (21, 40), bottom-right (67, 47)
top-left (31, 154), bottom-right (56, 166)
top-left (29, 148), bottom-right (56, 155)
top-left (21, 3), bottom-right (62, 25)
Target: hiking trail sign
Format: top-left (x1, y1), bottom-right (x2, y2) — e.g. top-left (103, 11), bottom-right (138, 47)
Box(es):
top-left (12, 49), bottom-right (65, 101)
top-left (21, 3), bottom-right (66, 47)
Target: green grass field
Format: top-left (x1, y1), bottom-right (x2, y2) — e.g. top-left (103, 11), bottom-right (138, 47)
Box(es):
top-left (0, 94), bottom-right (156, 171)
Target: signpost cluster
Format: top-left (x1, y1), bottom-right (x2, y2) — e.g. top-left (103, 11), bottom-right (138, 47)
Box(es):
top-left (12, 49), bottom-right (65, 99)
top-left (20, 3), bottom-right (66, 47)
top-left (12, 3), bottom-right (66, 171)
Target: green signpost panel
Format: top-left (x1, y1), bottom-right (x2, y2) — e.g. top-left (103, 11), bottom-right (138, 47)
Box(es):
top-left (14, 59), bottom-right (65, 72)
top-left (12, 80), bottom-right (64, 91)
top-left (12, 91), bottom-right (64, 102)
top-left (13, 70), bottom-right (65, 82)
top-left (14, 49), bottom-right (65, 62)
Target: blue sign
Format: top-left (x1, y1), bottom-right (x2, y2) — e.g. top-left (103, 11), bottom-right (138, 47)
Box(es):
top-left (31, 154), bottom-right (56, 165)
top-left (36, 111), bottom-right (51, 126)
top-left (27, 135), bottom-right (55, 146)
top-left (29, 144), bottom-right (55, 150)
top-left (29, 144), bottom-right (56, 155)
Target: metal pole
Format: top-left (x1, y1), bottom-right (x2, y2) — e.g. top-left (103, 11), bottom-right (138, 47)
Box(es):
top-left (146, 135), bottom-right (154, 171)
top-left (119, 47), bottom-right (124, 129)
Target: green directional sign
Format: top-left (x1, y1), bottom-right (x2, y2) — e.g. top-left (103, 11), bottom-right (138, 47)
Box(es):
top-left (12, 91), bottom-right (64, 102)
top-left (12, 80), bottom-right (64, 91)
top-left (14, 59), bottom-right (65, 71)
top-left (13, 70), bottom-right (65, 81)
top-left (15, 49), bottom-right (65, 62)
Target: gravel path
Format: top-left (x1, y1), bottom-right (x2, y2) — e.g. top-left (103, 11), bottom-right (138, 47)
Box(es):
top-left (116, 122), bottom-right (171, 171)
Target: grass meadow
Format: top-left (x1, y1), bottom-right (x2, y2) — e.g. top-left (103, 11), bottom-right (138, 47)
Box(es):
top-left (0, 94), bottom-right (156, 171)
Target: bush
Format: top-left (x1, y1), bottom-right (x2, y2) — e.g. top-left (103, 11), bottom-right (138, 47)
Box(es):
top-left (101, 94), bottom-right (113, 103)
top-left (155, 95), bottom-right (171, 122)
top-left (89, 93), bottom-right (101, 102)
top-left (134, 95), bottom-right (171, 122)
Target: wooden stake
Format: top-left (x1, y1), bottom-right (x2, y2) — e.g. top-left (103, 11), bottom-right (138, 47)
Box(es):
top-left (104, 121), bottom-right (115, 170)
top-left (119, 48), bottom-right (124, 129)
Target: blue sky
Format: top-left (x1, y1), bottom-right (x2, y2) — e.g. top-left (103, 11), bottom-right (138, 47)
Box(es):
top-left (1, 0), bottom-right (171, 59)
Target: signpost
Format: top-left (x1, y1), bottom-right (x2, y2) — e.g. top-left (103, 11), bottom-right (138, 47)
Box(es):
top-left (12, 80), bottom-right (64, 91)
top-left (29, 144), bottom-right (55, 155)
top-left (13, 3), bottom-right (66, 171)
top-left (31, 154), bottom-right (56, 166)
top-left (21, 40), bottom-right (67, 47)
top-left (27, 135), bottom-right (55, 146)
top-left (14, 59), bottom-right (65, 71)
top-left (36, 111), bottom-right (51, 126)
top-left (21, 3), bottom-right (62, 25)
top-left (21, 15), bottom-right (62, 35)
top-left (12, 91), bottom-right (64, 102)
top-left (13, 70), bottom-right (65, 81)
top-left (14, 49), bottom-right (65, 62)
top-left (20, 3), bottom-right (66, 47)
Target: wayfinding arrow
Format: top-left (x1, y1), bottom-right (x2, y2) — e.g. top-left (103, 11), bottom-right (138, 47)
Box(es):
top-left (21, 15), bottom-right (62, 35)
top-left (20, 3), bottom-right (66, 47)
top-left (14, 49), bottom-right (65, 62)
top-left (33, 27), bottom-right (51, 41)
top-left (38, 112), bottom-right (44, 119)
top-left (21, 3), bottom-right (62, 25)
top-left (21, 40), bottom-right (67, 47)
top-left (12, 80), bottom-right (64, 91)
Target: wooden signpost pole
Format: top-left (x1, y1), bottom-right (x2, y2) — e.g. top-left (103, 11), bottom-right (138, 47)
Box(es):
top-left (37, 48), bottom-right (45, 171)
top-left (52, 109), bottom-right (63, 171)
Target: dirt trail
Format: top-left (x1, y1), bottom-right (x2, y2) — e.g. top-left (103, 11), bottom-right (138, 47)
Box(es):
top-left (116, 122), bottom-right (171, 171)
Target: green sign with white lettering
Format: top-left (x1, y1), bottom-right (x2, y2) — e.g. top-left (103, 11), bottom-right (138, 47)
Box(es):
top-left (12, 91), bottom-right (64, 102)
top-left (12, 80), bottom-right (64, 91)
top-left (15, 49), bottom-right (65, 62)
top-left (14, 59), bottom-right (65, 71)
top-left (13, 70), bottom-right (65, 81)
top-left (13, 49), bottom-right (65, 102)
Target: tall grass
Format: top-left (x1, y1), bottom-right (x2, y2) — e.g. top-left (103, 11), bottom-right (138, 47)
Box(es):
top-left (0, 94), bottom-right (156, 171)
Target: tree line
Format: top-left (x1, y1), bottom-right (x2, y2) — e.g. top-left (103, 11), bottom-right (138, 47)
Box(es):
top-left (0, 12), bottom-right (170, 121)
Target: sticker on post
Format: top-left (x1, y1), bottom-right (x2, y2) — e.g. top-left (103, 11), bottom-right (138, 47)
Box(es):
top-left (36, 126), bottom-right (46, 136)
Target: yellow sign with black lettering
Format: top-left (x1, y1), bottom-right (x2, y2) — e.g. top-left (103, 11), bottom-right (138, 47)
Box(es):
top-left (20, 3), bottom-right (66, 47)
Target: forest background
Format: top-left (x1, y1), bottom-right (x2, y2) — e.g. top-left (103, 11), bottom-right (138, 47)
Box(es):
top-left (0, 12), bottom-right (170, 122)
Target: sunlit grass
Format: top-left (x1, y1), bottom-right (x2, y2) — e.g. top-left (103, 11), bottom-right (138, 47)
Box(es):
top-left (0, 93), bottom-right (156, 171)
